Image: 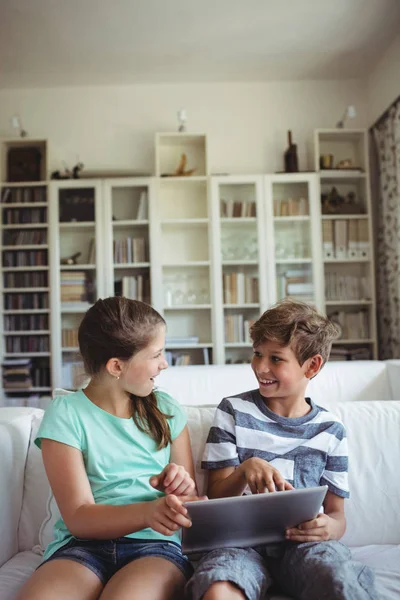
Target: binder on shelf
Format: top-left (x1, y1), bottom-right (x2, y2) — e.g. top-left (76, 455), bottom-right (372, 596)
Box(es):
top-left (322, 221), bottom-right (334, 259)
top-left (357, 220), bottom-right (370, 259)
top-left (136, 191), bottom-right (148, 220)
top-left (334, 220), bottom-right (348, 259)
top-left (347, 220), bottom-right (358, 259)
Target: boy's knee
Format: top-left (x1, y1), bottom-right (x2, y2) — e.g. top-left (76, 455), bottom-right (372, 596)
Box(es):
top-left (202, 581), bottom-right (246, 600)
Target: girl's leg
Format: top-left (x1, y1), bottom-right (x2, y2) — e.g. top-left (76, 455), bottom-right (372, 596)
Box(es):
top-left (203, 581), bottom-right (246, 599)
top-left (15, 559), bottom-right (104, 600)
top-left (99, 556), bottom-right (186, 600)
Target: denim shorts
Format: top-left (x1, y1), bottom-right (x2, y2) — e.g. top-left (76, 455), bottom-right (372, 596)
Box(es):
top-left (40, 537), bottom-right (193, 585)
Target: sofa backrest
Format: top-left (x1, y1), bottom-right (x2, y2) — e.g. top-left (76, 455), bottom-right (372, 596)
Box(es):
top-left (156, 361), bottom-right (394, 407)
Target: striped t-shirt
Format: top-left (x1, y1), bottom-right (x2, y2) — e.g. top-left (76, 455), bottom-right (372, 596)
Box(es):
top-left (201, 390), bottom-right (349, 498)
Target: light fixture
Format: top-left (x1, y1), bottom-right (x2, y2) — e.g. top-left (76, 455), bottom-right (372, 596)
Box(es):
top-left (177, 108), bottom-right (187, 132)
top-left (10, 115), bottom-right (28, 138)
top-left (336, 105), bottom-right (357, 129)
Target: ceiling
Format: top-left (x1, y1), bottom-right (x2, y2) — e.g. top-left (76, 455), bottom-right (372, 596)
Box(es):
top-left (1, 0), bottom-right (399, 88)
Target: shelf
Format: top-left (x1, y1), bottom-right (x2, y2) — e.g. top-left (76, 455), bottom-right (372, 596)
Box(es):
top-left (324, 258), bottom-right (370, 264)
top-left (165, 343), bottom-right (212, 349)
top-left (319, 171), bottom-right (366, 181)
top-left (2, 244), bottom-right (48, 250)
top-left (332, 339), bottom-right (374, 345)
top-left (220, 218), bottom-right (257, 223)
top-left (113, 262), bottom-right (150, 269)
top-left (113, 220), bottom-right (149, 227)
top-left (5, 352), bottom-right (50, 357)
top-left (2, 223), bottom-right (48, 229)
top-left (222, 260), bottom-right (258, 266)
top-left (61, 264), bottom-right (96, 270)
top-left (59, 221), bottom-right (95, 228)
top-left (0, 202), bottom-right (47, 208)
top-left (3, 330), bottom-right (50, 335)
top-left (61, 303), bottom-right (92, 313)
top-left (4, 387), bottom-right (51, 394)
top-left (4, 287), bottom-right (49, 292)
top-left (161, 218), bottom-right (209, 225)
top-left (224, 342), bottom-right (252, 348)
top-left (163, 261), bottom-right (210, 267)
top-left (274, 216), bottom-right (310, 222)
top-left (325, 300), bottom-right (373, 306)
top-left (321, 215), bottom-right (368, 220)
top-left (62, 347), bottom-right (80, 352)
top-left (224, 303), bottom-right (260, 309)
top-left (164, 305), bottom-right (212, 310)
top-left (0, 181), bottom-right (48, 187)
top-left (3, 309), bottom-right (49, 314)
top-left (2, 266), bottom-right (49, 272)
top-left (275, 258), bottom-right (312, 264)
top-left (159, 176), bottom-right (207, 182)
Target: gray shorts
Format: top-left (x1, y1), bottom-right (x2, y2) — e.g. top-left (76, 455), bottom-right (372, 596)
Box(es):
top-left (185, 547), bottom-right (272, 600)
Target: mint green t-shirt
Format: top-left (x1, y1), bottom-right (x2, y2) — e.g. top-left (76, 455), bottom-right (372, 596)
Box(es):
top-left (35, 389), bottom-right (187, 559)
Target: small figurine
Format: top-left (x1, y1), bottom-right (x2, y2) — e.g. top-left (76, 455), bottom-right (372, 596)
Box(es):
top-left (177, 108), bottom-right (187, 132)
top-left (284, 130), bottom-right (299, 173)
top-left (61, 252), bottom-right (81, 265)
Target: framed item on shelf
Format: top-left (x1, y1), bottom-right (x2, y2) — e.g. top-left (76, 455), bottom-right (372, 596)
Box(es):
top-left (7, 147), bottom-right (42, 182)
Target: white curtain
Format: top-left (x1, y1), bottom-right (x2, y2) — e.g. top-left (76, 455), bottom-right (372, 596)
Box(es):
top-left (373, 101), bottom-right (400, 359)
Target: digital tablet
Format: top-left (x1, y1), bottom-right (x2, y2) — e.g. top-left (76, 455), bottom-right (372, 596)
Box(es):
top-left (182, 485), bottom-right (328, 555)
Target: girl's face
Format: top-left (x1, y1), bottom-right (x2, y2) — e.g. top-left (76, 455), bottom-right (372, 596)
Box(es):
top-left (120, 324), bottom-right (168, 397)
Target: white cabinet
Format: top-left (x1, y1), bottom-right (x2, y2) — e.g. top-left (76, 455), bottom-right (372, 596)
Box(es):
top-left (49, 179), bottom-right (106, 389)
top-left (210, 175), bottom-right (267, 365)
top-left (263, 173), bottom-right (324, 311)
top-left (0, 139), bottom-right (52, 406)
top-left (153, 134), bottom-right (214, 366)
top-left (314, 129), bottom-right (377, 360)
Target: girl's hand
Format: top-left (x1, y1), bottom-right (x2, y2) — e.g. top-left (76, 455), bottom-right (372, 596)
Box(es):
top-left (150, 463), bottom-right (196, 496)
top-left (145, 495), bottom-right (198, 536)
top-left (286, 513), bottom-right (334, 542)
top-left (239, 457), bottom-right (294, 493)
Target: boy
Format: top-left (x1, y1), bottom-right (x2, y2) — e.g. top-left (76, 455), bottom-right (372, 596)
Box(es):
top-left (186, 300), bottom-right (377, 600)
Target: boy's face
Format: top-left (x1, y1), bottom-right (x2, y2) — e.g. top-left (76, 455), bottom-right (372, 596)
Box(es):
top-left (251, 339), bottom-right (316, 403)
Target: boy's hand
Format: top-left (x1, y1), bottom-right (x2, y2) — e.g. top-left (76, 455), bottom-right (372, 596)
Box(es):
top-left (150, 463), bottom-right (196, 496)
top-left (286, 513), bottom-right (335, 542)
top-left (239, 457), bottom-right (294, 493)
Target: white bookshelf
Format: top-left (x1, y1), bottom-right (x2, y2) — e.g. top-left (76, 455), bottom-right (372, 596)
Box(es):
top-left (153, 133), bottom-right (214, 366)
top-left (264, 173), bottom-right (324, 312)
top-left (314, 129), bottom-right (377, 360)
top-left (0, 138), bottom-right (52, 406)
top-left (49, 179), bottom-right (105, 389)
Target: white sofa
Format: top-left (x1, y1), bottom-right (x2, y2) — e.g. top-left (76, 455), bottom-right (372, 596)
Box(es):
top-left (1, 360), bottom-right (400, 600)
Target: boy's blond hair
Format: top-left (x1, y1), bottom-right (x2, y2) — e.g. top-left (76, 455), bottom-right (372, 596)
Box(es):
top-left (250, 299), bottom-right (340, 366)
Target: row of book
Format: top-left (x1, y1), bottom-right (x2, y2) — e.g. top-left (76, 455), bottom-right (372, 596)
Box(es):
top-left (4, 271), bottom-right (48, 288)
top-left (3, 230), bottom-right (47, 246)
top-left (114, 275), bottom-right (150, 302)
top-left (224, 315), bottom-right (255, 344)
top-left (277, 269), bottom-right (313, 301)
top-left (329, 310), bottom-right (370, 340)
top-left (164, 348), bottom-right (210, 366)
top-left (1, 187), bottom-right (47, 204)
top-left (274, 197), bottom-right (309, 217)
top-left (223, 273), bottom-right (259, 305)
top-left (4, 292), bottom-right (49, 310)
top-left (322, 219), bottom-right (369, 260)
top-left (4, 395), bottom-right (51, 409)
top-left (6, 335), bottom-right (49, 353)
top-left (60, 271), bottom-right (89, 302)
top-left (5, 314), bottom-right (48, 331)
top-left (2, 358), bottom-right (33, 390)
top-left (325, 273), bottom-right (371, 302)
top-left (3, 250), bottom-right (48, 267)
top-left (220, 199), bottom-right (257, 218)
top-left (61, 360), bottom-right (86, 390)
top-left (2, 207), bottom-right (47, 224)
top-left (62, 328), bottom-right (79, 348)
top-left (113, 237), bottom-right (147, 264)
top-left (329, 347), bottom-right (371, 361)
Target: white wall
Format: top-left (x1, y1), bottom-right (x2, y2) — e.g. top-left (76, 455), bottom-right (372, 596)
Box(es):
top-left (0, 80), bottom-right (366, 175)
top-left (367, 33), bottom-right (400, 126)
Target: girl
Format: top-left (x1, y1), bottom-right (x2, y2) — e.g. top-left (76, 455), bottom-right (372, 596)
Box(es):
top-left (17, 297), bottom-right (199, 600)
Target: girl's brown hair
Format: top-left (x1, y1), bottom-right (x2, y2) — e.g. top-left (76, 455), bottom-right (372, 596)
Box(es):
top-left (250, 299), bottom-right (340, 367)
top-left (78, 297), bottom-right (171, 449)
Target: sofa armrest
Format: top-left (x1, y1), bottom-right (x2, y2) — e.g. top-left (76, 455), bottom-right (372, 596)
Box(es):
top-left (0, 409), bottom-right (35, 567)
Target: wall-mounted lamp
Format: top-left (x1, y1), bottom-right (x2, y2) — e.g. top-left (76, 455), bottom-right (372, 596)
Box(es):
top-left (336, 105), bottom-right (357, 129)
top-left (10, 115), bottom-right (28, 138)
